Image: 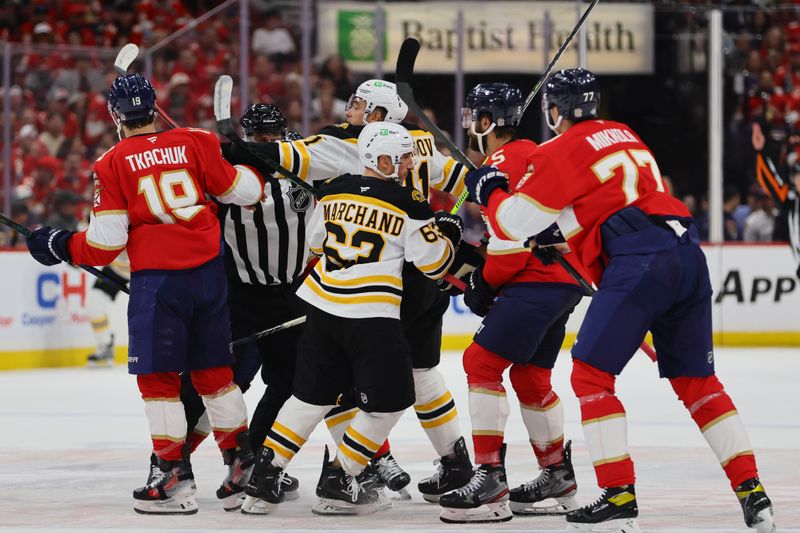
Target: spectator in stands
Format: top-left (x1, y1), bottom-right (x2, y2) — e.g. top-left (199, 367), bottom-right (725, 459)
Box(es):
top-left (744, 185), bottom-right (776, 241)
top-left (251, 9), bottom-right (295, 61)
top-left (319, 53), bottom-right (355, 101)
top-left (38, 114), bottom-right (66, 157)
top-left (44, 190), bottom-right (81, 232)
top-left (724, 185), bottom-right (743, 240)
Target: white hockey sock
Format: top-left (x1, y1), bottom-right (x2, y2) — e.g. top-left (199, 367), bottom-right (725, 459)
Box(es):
top-left (413, 367), bottom-right (461, 457)
top-left (337, 410), bottom-right (404, 476)
top-left (519, 394), bottom-right (565, 467)
top-left (144, 398), bottom-right (188, 459)
top-left (468, 384), bottom-right (510, 465)
top-left (199, 383), bottom-right (248, 450)
top-left (324, 404), bottom-right (358, 447)
top-left (265, 395), bottom-right (332, 469)
top-left (87, 288), bottom-right (113, 350)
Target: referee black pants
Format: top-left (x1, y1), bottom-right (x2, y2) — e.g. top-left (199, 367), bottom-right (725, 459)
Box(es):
top-left (180, 278), bottom-right (306, 451)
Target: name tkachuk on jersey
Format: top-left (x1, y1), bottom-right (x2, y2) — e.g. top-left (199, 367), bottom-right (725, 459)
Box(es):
top-left (297, 174), bottom-right (455, 320)
top-left (67, 127), bottom-right (263, 272)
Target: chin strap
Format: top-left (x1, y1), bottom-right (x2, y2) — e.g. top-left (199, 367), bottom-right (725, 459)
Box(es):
top-left (470, 122), bottom-right (496, 155)
top-left (546, 113), bottom-right (563, 134)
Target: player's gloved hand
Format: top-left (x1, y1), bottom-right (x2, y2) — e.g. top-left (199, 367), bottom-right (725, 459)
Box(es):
top-left (463, 264), bottom-right (497, 317)
top-left (532, 245), bottom-right (559, 265)
top-left (26, 226), bottom-right (74, 266)
top-left (465, 166), bottom-right (508, 207)
top-left (434, 211), bottom-right (464, 246)
top-left (533, 223), bottom-right (565, 246)
top-left (439, 241), bottom-right (485, 295)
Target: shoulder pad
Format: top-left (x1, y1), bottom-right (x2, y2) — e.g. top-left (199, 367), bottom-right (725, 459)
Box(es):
top-left (317, 123), bottom-right (362, 140)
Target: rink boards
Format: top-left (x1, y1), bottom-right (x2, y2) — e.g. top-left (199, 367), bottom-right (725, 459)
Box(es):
top-left (0, 244), bottom-right (798, 370)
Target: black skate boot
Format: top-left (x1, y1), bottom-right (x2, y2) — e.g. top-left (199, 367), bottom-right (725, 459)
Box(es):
top-left (438, 444), bottom-right (512, 524)
top-left (418, 436), bottom-right (473, 503)
top-left (217, 431), bottom-right (256, 511)
top-left (509, 439), bottom-right (578, 515)
top-left (281, 473), bottom-right (300, 501)
top-left (736, 478), bottom-right (776, 533)
top-left (240, 446), bottom-right (286, 515)
top-left (357, 462), bottom-right (391, 511)
top-left (87, 334), bottom-right (114, 368)
top-left (312, 446), bottom-right (379, 515)
top-left (371, 449), bottom-right (411, 498)
top-left (133, 456), bottom-right (197, 515)
top-left (565, 485), bottom-right (640, 532)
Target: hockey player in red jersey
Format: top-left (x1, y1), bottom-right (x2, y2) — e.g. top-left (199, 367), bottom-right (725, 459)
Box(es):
top-left (438, 83), bottom-right (584, 524)
top-left (25, 74), bottom-right (265, 515)
top-left (465, 68), bottom-right (776, 533)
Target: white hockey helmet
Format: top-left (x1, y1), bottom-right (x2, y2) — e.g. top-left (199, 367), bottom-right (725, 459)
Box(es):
top-left (358, 121), bottom-right (414, 180)
top-left (348, 79), bottom-right (408, 124)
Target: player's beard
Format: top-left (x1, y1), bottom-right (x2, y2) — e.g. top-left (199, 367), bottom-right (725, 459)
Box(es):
top-left (468, 129), bottom-right (481, 153)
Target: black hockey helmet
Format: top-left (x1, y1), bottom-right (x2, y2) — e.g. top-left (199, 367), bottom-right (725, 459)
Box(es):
top-left (107, 73), bottom-right (156, 126)
top-left (240, 103), bottom-right (288, 139)
top-left (542, 68), bottom-right (600, 131)
top-left (463, 83), bottom-right (524, 129)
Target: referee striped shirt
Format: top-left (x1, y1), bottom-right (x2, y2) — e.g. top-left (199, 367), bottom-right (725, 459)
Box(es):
top-left (219, 143), bottom-right (314, 286)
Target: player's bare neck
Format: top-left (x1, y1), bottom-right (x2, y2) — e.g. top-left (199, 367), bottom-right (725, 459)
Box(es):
top-left (123, 124), bottom-right (159, 138)
top-left (363, 168), bottom-right (390, 181)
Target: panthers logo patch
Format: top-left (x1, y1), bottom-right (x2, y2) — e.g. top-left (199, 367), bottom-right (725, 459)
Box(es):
top-left (285, 184), bottom-right (312, 213)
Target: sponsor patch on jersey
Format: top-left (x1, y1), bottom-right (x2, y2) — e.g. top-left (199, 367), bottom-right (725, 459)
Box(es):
top-left (285, 184), bottom-right (312, 213)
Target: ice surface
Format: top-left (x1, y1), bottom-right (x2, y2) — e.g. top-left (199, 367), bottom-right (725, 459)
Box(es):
top-left (0, 348), bottom-right (798, 532)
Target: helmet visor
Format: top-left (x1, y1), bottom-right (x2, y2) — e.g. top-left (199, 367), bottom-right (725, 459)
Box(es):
top-left (346, 94), bottom-right (367, 112)
top-left (461, 107), bottom-right (476, 129)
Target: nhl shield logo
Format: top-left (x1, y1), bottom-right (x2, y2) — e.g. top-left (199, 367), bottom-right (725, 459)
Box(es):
top-left (284, 184), bottom-right (311, 213)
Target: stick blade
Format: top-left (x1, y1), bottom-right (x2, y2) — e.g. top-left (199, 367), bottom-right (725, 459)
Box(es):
top-left (114, 43), bottom-right (140, 76)
top-left (214, 75), bottom-right (234, 122)
top-left (395, 38), bottom-right (420, 84)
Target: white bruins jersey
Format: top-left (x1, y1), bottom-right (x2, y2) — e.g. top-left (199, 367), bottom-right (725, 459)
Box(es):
top-left (271, 122), bottom-right (468, 200)
top-left (297, 174), bottom-right (455, 320)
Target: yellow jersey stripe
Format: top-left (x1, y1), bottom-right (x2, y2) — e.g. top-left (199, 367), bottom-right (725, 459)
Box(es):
top-left (316, 265), bottom-right (402, 288)
top-left (305, 276), bottom-right (402, 306)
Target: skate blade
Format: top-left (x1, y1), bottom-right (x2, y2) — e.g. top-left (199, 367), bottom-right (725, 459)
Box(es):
top-left (283, 488), bottom-right (300, 502)
top-left (133, 495), bottom-right (198, 515)
top-left (390, 487), bottom-right (411, 501)
top-left (311, 498), bottom-right (378, 516)
top-left (240, 495), bottom-right (278, 515)
top-left (566, 517), bottom-right (641, 533)
top-left (376, 490), bottom-right (393, 512)
top-left (754, 509), bottom-right (777, 533)
top-left (421, 493), bottom-right (442, 504)
top-left (439, 501), bottom-right (513, 524)
top-left (87, 360), bottom-right (114, 369)
top-left (220, 492), bottom-right (245, 512)
top-left (511, 495), bottom-right (579, 516)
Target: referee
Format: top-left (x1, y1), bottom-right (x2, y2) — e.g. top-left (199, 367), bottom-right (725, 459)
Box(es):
top-left (176, 104), bottom-right (310, 500)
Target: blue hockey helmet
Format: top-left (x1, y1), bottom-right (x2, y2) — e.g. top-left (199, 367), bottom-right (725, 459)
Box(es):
top-left (463, 83), bottom-right (524, 154)
top-left (542, 68), bottom-right (600, 132)
top-left (107, 73), bottom-right (156, 127)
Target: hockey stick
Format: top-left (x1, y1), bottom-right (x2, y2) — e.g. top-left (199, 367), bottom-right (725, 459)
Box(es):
top-left (0, 213), bottom-right (130, 295)
top-left (230, 315), bottom-right (307, 349)
top-left (440, 0), bottom-right (599, 214)
top-left (214, 75), bottom-right (315, 195)
top-left (395, 36), bottom-right (656, 362)
top-left (114, 43), bottom-right (179, 129)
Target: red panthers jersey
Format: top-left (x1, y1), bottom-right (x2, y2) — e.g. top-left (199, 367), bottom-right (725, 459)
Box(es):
top-left (68, 127), bottom-right (263, 272)
top-left (486, 120), bottom-right (690, 282)
top-left (480, 139), bottom-right (579, 288)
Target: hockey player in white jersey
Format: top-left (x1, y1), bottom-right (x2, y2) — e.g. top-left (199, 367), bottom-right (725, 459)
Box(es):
top-left (247, 79), bottom-right (474, 500)
top-left (240, 122), bottom-right (463, 515)
top-left (85, 253), bottom-right (129, 367)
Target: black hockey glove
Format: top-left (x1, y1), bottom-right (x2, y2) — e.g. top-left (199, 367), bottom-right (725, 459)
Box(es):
top-left (26, 226), bottom-right (74, 266)
top-left (533, 245), bottom-right (559, 265)
top-left (464, 165), bottom-right (508, 207)
top-left (438, 241), bottom-right (485, 295)
top-left (463, 264), bottom-right (497, 317)
top-left (434, 211), bottom-right (464, 246)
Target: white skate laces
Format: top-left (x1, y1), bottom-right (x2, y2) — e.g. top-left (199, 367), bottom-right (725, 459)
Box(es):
top-left (523, 468), bottom-right (551, 491)
top-left (376, 455), bottom-right (405, 481)
top-left (346, 475), bottom-right (361, 503)
top-left (454, 468), bottom-right (487, 496)
top-left (428, 459), bottom-right (445, 485)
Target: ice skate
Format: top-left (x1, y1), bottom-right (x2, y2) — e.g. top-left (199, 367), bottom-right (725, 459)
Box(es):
top-left (132, 457), bottom-right (197, 515)
top-left (565, 485), bottom-right (640, 532)
top-left (312, 446), bottom-right (379, 515)
top-left (509, 439), bottom-right (578, 515)
top-left (281, 473), bottom-right (300, 501)
top-left (240, 446), bottom-right (286, 515)
top-left (372, 449), bottom-right (411, 499)
top-left (736, 478), bottom-right (776, 533)
top-left (438, 462), bottom-right (512, 523)
top-left (418, 436), bottom-right (473, 503)
top-left (358, 462), bottom-right (392, 511)
top-left (217, 431), bottom-right (256, 511)
top-left (145, 451), bottom-right (159, 486)
top-left (87, 334), bottom-right (114, 368)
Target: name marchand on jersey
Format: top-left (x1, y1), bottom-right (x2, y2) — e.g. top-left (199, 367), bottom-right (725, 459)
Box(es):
top-left (297, 175), bottom-right (454, 320)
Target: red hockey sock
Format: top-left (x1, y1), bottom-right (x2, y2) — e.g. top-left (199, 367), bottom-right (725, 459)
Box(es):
top-left (463, 343), bottom-right (512, 465)
top-left (571, 359), bottom-right (635, 487)
top-left (137, 372), bottom-right (186, 461)
top-left (374, 439), bottom-right (391, 459)
top-left (510, 364), bottom-right (564, 467)
top-left (670, 375), bottom-right (758, 489)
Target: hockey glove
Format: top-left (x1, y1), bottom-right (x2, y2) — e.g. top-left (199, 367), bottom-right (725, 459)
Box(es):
top-left (463, 264), bottom-right (497, 317)
top-left (434, 211), bottom-right (464, 246)
top-left (533, 223), bottom-right (566, 246)
top-left (439, 241), bottom-right (486, 295)
top-left (26, 226), bottom-right (74, 266)
top-left (465, 166), bottom-right (508, 207)
top-left (533, 245), bottom-right (559, 265)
